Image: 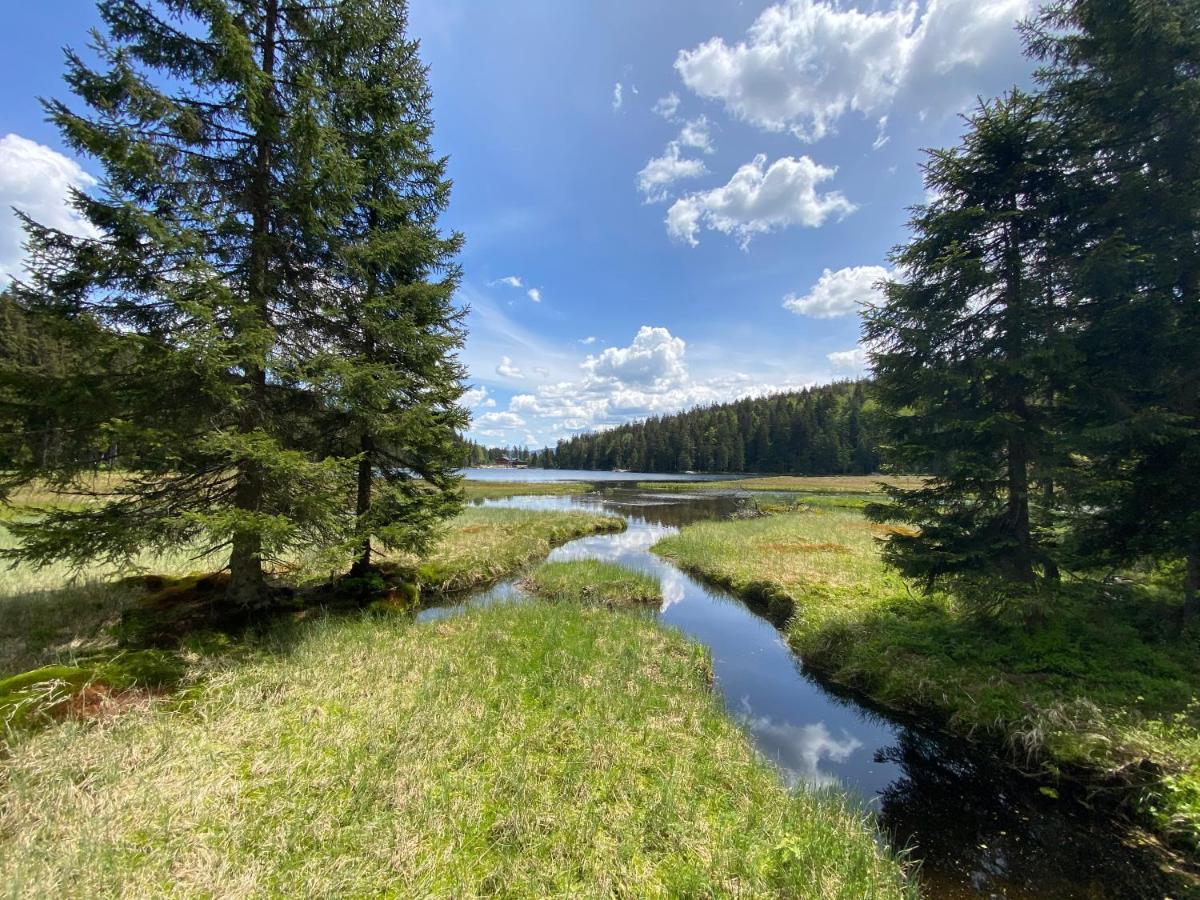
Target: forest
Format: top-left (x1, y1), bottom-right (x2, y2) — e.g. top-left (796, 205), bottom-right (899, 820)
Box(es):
top-left (547, 380), bottom-right (880, 474)
top-left (462, 380), bottom-right (881, 475)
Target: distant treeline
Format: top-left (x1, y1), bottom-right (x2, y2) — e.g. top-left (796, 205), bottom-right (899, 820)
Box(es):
top-left (502, 381), bottom-right (880, 475)
top-left (550, 381), bottom-right (879, 474)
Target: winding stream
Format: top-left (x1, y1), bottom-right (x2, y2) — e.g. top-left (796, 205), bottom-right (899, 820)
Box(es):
top-left (420, 485), bottom-right (1169, 898)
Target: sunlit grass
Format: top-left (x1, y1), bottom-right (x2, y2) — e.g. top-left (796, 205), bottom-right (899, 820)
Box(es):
top-left (1, 508), bottom-right (622, 678)
top-left (652, 507), bottom-right (1200, 852)
top-left (0, 602), bottom-right (913, 897)
top-left (637, 474), bottom-right (923, 494)
top-left (524, 559), bottom-right (662, 609)
top-left (462, 479), bottom-right (590, 500)
top-left (386, 507), bottom-right (624, 592)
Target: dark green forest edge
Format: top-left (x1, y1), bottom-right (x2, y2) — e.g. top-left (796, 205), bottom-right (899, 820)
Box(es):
top-left (465, 380), bottom-right (884, 475)
top-left (0, 0), bottom-right (1198, 894)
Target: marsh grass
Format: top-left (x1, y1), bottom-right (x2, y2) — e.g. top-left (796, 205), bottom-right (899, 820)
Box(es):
top-left (462, 479), bottom-right (590, 500)
top-left (524, 559), bottom-right (662, 609)
top-left (1, 508), bottom-right (620, 678)
top-left (387, 507), bottom-right (625, 592)
top-left (0, 602), bottom-right (913, 897)
top-left (637, 474), bottom-right (923, 495)
top-left (652, 507), bottom-right (1200, 852)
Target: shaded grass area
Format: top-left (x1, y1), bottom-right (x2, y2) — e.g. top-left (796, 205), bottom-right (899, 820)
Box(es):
top-left (0, 602), bottom-right (913, 897)
top-left (636, 474), bottom-right (924, 495)
top-left (0, 508), bottom-right (621, 680)
top-left (463, 479), bottom-right (590, 500)
top-left (524, 559), bottom-right (662, 609)
top-left (385, 507), bottom-right (624, 593)
top-left (652, 508), bottom-right (1200, 857)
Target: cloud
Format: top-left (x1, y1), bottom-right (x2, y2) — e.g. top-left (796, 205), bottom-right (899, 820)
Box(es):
top-left (675, 0), bottom-right (1030, 142)
top-left (579, 336), bottom-right (597, 345)
top-left (583, 326), bottom-right (688, 389)
top-left (678, 115), bottom-right (715, 154)
top-left (526, 287), bottom-right (542, 303)
top-left (0, 134), bottom-right (100, 284)
top-left (461, 385), bottom-right (497, 409)
top-left (496, 356), bottom-right (524, 378)
top-left (471, 326), bottom-right (827, 446)
top-left (784, 265), bottom-right (888, 318)
top-left (653, 92), bottom-right (681, 121)
top-left (666, 153), bottom-right (854, 248)
top-left (612, 82), bottom-right (624, 111)
top-left (477, 411), bottom-right (527, 428)
top-left (827, 346), bottom-right (870, 371)
top-left (637, 142), bottom-right (708, 203)
top-left (872, 116), bottom-right (890, 150)
top-left (489, 275), bottom-right (523, 288)
top-left (739, 703), bottom-right (864, 788)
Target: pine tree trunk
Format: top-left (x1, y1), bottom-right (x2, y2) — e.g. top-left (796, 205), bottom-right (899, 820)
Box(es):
top-left (228, 0), bottom-right (278, 608)
top-left (1002, 196), bottom-right (1035, 584)
top-left (351, 431), bottom-right (373, 576)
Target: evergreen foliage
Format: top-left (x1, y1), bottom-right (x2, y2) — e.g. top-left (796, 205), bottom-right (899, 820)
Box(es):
top-left (312, 0), bottom-right (467, 575)
top-left (549, 381), bottom-right (881, 475)
top-left (0, 0), bottom-right (465, 607)
top-left (864, 91), bottom-right (1069, 588)
top-left (1027, 0), bottom-right (1200, 622)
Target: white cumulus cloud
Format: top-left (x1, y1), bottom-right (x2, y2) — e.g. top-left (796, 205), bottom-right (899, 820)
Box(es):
top-left (489, 275), bottom-right (523, 288)
top-left (477, 411), bottom-right (527, 428)
top-left (461, 385), bottom-right (496, 409)
top-left (675, 0), bottom-right (1031, 142)
top-left (496, 356), bottom-right (524, 378)
top-left (527, 287), bottom-right (542, 303)
top-left (583, 325), bottom-right (688, 390)
top-left (0, 134), bottom-right (100, 284)
top-left (637, 142), bottom-right (708, 203)
top-left (653, 92), bottom-right (681, 121)
top-left (784, 265), bottom-right (889, 318)
top-left (612, 82), bottom-right (624, 111)
top-left (827, 346), bottom-right (870, 371)
top-left (678, 115), bottom-right (715, 154)
top-left (666, 153), bottom-right (854, 248)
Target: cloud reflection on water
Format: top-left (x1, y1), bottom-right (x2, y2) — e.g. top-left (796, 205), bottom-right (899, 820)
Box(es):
top-left (738, 697), bottom-right (864, 788)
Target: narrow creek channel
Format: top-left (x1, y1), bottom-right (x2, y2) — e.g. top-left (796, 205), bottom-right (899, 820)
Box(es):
top-left (419, 485), bottom-right (1171, 898)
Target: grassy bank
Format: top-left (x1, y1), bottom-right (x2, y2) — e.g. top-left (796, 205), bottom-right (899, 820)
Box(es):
top-left (524, 559), bottom-right (662, 609)
top-left (463, 479), bottom-right (590, 500)
top-left (1, 507), bottom-right (621, 679)
top-left (389, 507), bottom-right (623, 593)
top-left (0, 602), bottom-right (912, 897)
top-left (652, 507), bottom-right (1200, 855)
top-left (636, 474), bottom-right (923, 495)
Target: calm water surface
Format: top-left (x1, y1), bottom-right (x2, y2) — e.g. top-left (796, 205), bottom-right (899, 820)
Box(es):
top-left (423, 481), bottom-right (1174, 898)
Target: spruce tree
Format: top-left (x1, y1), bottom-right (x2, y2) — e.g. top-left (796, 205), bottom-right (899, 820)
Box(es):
top-left (312, 0), bottom-right (467, 576)
top-left (864, 91), bottom-right (1070, 592)
top-left (1027, 0), bottom-right (1200, 623)
top-left (2, 1), bottom-right (367, 606)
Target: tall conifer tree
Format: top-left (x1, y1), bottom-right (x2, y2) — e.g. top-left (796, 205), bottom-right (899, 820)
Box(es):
top-left (1027, 0), bottom-right (1200, 623)
top-left (314, 0), bottom-right (467, 575)
top-left (1, 1), bottom-right (367, 605)
top-left (864, 91), bottom-right (1070, 592)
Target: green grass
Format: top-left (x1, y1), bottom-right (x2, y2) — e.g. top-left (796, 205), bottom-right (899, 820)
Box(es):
top-left (387, 507), bottom-right (624, 593)
top-left (1, 508), bottom-right (622, 678)
top-left (524, 559), bottom-right (662, 608)
top-left (463, 479), bottom-right (590, 500)
top-left (652, 507), bottom-right (1200, 855)
top-left (636, 474), bottom-right (923, 494)
top-left (0, 602), bottom-right (913, 897)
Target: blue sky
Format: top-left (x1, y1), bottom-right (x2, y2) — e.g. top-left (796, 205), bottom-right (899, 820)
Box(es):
top-left (0, 0), bottom-right (1034, 447)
